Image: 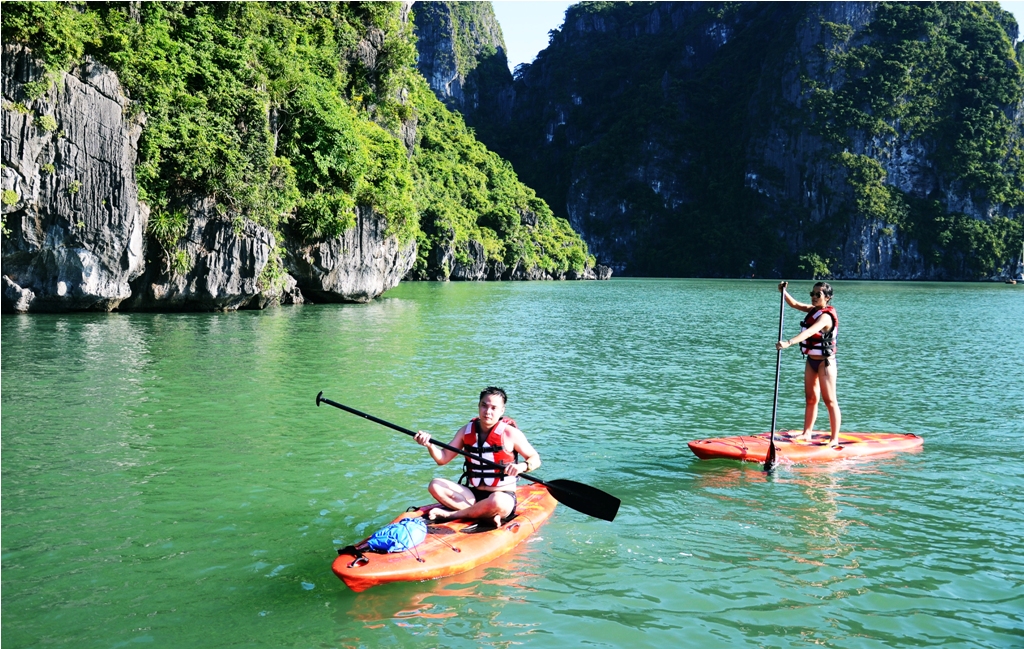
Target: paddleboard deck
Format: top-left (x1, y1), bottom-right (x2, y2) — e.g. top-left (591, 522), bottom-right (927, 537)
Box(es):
top-left (688, 431), bottom-right (923, 463)
top-left (333, 483), bottom-right (558, 592)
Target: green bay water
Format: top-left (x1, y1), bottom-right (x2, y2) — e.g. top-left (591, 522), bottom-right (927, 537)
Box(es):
top-left (2, 279), bottom-right (1022, 648)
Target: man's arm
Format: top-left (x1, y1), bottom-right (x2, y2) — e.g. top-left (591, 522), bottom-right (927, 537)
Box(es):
top-left (414, 427), bottom-right (464, 466)
top-left (504, 427), bottom-right (540, 477)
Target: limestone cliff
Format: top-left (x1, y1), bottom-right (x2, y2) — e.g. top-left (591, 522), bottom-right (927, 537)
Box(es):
top-left (2, 45), bottom-right (147, 312)
top-left (283, 205), bottom-right (416, 304)
top-left (1, 1), bottom-right (599, 313)
top-left (460, 1), bottom-right (1024, 280)
top-left (1, 43), bottom-right (410, 313)
top-left (409, 2), bottom-right (607, 282)
top-left (412, 1), bottom-right (515, 129)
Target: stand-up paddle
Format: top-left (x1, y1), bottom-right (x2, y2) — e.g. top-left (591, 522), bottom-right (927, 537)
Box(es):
top-left (764, 282), bottom-right (787, 472)
top-left (316, 392), bottom-right (621, 522)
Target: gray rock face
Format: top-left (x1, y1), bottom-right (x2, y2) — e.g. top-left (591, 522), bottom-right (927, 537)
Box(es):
top-left (284, 206), bottom-right (416, 303)
top-left (566, 137), bottom-right (684, 275)
top-left (122, 197), bottom-right (276, 311)
top-left (356, 28), bottom-right (386, 70)
top-left (421, 234), bottom-right (608, 282)
top-left (2, 45), bottom-right (147, 312)
top-left (247, 271), bottom-right (305, 310)
top-left (414, 4), bottom-right (464, 104)
top-left (3, 275), bottom-right (34, 311)
top-left (412, 2), bottom-right (514, 125)
top-left (503, 260), bottom-right (549, 281)
top-left (450, 239), bottom-right (487, 281)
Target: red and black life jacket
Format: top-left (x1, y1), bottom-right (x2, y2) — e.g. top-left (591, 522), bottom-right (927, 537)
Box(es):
top-left (800, 305), bottom-right (838, 357)
top-left (459, 417), bottom-right (519, 489)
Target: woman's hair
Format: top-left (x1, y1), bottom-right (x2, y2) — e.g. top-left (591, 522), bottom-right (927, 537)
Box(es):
top-left (479, 386), bottom-right (508, 404)
top-left (813, 282), bottom-right (834, 302)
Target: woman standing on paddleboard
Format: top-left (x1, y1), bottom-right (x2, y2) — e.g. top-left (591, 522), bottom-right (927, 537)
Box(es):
top-left (775, 281), bottom-right (842, 447)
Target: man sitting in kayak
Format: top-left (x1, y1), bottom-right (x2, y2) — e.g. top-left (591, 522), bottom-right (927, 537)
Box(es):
top-left (414, 387), bottom-right (541, 528)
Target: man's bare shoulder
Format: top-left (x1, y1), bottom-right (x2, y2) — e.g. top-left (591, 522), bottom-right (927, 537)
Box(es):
top-left (505, 423), bottom-right (535, 449)
top-left (450, 423), bottom-right (471, 444)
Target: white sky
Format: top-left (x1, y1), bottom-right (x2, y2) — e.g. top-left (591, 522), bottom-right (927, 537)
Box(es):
top-left (492, 1), bottom-right (1024, 73)
top-left (1002, 1), bottom-right (1024, 40)
top-left (491, 1), bottom-right (573, 71)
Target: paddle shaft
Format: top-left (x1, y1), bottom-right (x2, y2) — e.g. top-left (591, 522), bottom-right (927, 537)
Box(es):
top-left (316, 392), bottom-right (547, 487)
top-left (765, 284), bottom-right (787, 471)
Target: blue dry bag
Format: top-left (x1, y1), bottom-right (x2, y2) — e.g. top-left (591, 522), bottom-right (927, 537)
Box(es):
top-left (365, 517), bottom-right (427, 553)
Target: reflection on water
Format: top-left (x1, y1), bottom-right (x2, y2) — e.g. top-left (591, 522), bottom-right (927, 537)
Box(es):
top-left (3, 280), bottom-right (1023, 648)
top-left (342, 550), bottom-right (537, 622)
top-left (336, 545), bottom-right (547, 648)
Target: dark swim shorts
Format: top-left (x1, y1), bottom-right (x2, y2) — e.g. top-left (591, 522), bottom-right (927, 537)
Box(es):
top-left (469, 487), bottom-right (517, 517)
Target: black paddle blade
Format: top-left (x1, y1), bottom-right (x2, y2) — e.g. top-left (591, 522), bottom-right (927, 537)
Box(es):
top-left (763, 439), bottom-right (777, 472)
top-left (543, 479), bottom-right (620, 522)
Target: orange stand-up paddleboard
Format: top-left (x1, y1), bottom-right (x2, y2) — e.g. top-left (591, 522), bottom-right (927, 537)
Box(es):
top-left (688, 431), bottom-right (923, 464)
top-left (333, 483), bottom-right (558, 592)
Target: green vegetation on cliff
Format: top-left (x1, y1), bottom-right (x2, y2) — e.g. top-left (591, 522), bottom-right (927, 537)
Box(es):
top-left (1, 1), bottom-right (590, 279)
top-left (811, 3), bottom-right (1024, 204)
top-left (411, 79), bottom-right (591, 277)
top-left (3, 2), bottom-right (415, 237)
top-left (806, 2), bottom-right (1024, 278)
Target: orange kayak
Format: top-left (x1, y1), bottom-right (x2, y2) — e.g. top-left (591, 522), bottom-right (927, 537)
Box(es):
top-left (333, 483), bottom-right (558, 592)
top-left (688, 431), bottom-right (923, 463)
